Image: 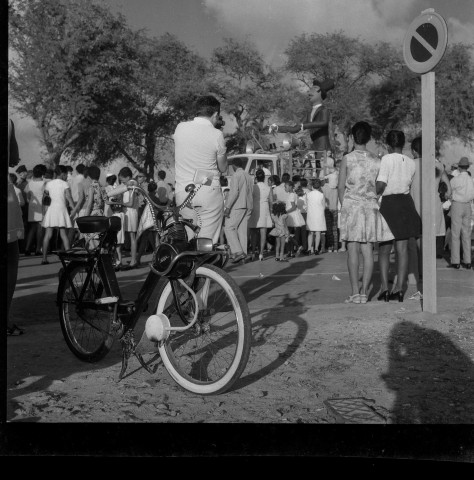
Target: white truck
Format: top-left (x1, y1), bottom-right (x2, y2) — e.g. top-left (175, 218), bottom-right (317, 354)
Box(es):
top-left (225, 142), bottom-right (333, 185)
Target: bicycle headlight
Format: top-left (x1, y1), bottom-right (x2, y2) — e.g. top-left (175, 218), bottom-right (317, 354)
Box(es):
top-left (153, 242), bottom-right (193, 278)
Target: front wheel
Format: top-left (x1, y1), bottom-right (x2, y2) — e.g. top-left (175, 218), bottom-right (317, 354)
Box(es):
top-left (58, 262), bottom-right (115, 362)
top-left (155, 264), bottom-right (251, 395)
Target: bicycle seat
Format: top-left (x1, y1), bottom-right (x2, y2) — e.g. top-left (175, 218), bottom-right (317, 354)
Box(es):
top-left (76, 216), bottom-right (121, 234)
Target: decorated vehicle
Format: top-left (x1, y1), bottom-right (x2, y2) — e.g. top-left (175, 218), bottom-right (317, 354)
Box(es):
top-left (225, 135), bottom-right (336, 186)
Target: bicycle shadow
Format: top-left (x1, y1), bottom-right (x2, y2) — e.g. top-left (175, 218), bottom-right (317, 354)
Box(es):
top-left (381, 320), bottom-right (474, 423)
top-left (227, 256), bottom-right (323, 391)
top-left (232, 292), bottom-right (314, 391)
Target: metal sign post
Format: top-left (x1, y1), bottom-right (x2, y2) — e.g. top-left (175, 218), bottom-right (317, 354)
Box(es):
top-left (421, 71), bottom-right (437, 313)
top-left (403, 9), bottom-right (448, 313)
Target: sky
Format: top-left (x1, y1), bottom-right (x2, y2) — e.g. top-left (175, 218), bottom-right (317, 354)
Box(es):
top-left (9, 0), bottom-right (474, 170)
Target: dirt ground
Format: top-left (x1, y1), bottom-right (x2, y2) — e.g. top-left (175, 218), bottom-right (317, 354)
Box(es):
top-left (4, 251), bottom-right (474, 459)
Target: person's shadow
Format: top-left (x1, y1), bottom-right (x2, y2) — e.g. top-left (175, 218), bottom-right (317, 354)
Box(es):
top-left (381, 320), bottom-right (474, 423)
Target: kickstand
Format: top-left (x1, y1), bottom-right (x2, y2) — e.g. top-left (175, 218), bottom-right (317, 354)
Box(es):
top-left (118, 329), bottom-right (154, 381)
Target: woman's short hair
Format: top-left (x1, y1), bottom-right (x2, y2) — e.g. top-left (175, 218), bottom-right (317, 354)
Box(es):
top-left (270, 175), bottom-right (280, 186)
top-left (219, 176), bottom-right (228, 187)
top-left (55, 165), bottom-right (68, 177)
top-left (106, 174), bottom-right (117, 186)
top-left (386, 130), bottom-right (405, 149)
top-left (87, 165), bottom-right (101, 181)
top-left (118, 167), bottom-right (133, 179)
top-left (411, 136), bottom-right (422, 157)
top-left (33, 165), bottom-right (44, 178)
top-left (272, 201), bottom-right (287, 216)
top-left (255, 169), bottom-right (265, 182)
top-left (351, 121), bottom-right (372, 145)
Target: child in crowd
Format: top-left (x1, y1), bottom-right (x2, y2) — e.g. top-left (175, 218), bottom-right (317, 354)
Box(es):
top-left (306, 178), bottom-right (327, 254)
top-left (284, 181), bottom-right (306, 257)
top-left (270, 201), bottom-right (290, 261)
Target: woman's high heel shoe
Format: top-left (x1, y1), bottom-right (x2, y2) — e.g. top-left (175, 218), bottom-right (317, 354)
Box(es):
top-left (389, 291), bottom-right (404, 302)
top-left (377, 290), bottom-right (390, 302)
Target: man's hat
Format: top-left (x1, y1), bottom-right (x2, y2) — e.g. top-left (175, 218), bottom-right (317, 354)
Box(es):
top-left (16, 165), bottom-right (27, 174)
top-left (313, 78), bottom-right (335, 94)
top-left (458, 157), bottom-right (471, 168)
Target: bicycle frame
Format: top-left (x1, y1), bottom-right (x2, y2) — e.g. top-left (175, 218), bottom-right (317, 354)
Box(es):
top-left (58, 183), bottom-right (231, 380)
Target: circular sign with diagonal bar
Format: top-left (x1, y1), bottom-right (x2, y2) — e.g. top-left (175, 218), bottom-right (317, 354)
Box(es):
top-left (403, 9), bottom-right (448, 74)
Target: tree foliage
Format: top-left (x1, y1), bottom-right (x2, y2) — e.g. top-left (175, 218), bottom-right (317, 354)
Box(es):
top-left (369, 43), bottom-right (474, 145)
top-left (9, 0), bottom-right (140, 167)
top-left (9, 0), bottom-right (210, 177)
top-left (91, 32), bottom-right (210, 177)
top-left (210, 38), bottom-right (305, 154)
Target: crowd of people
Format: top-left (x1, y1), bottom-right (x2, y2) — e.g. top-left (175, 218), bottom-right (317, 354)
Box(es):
top-left (7, 91), bottom-right (474, 336)
top-left (218, 123), bottom-right (473, 304)
top-left (10, 159), bottom-right (175, 271)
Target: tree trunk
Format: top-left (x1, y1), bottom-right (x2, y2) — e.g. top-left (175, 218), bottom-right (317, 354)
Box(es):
top-left (144, 128), bottom-right (156, 180)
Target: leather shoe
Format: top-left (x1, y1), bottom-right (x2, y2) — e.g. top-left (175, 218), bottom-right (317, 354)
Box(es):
top-left (450, 264), bottom-right (460, 269)
top-left (462, 263), bottom-right (472, 270)
top-left (232, 252), bottom-right (246, 264)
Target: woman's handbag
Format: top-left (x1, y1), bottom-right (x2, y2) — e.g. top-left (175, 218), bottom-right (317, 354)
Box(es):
top-left (42, 193), bottom-right (51, 206)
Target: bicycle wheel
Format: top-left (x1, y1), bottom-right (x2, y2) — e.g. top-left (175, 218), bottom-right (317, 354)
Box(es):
top-left (155, 264), bottom-right (251, 395)
top-left (58, 262), bottom-right (115, 362)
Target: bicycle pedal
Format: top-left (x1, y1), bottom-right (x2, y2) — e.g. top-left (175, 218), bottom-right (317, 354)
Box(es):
top-left (95, 296), bottom-right (119, 305)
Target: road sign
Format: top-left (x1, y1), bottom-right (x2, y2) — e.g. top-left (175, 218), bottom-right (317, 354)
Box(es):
top-left (403, 9), bottom-right (448, 74)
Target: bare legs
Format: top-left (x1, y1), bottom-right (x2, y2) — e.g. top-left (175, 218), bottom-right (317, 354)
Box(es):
top-left (394, 239), bottom-right (408, 293)
top-left (275, 237), bottom-right (285, 259)
top-left (42, 227), bottom-right (53, 262)
top-left (307, 231), bottom-right (322, 253)
top-left (379, 239), bottom-right (409, 293)
top-left (59, 228), bottom-right (70, 252)
top-left (25, 222), bottom-right (43, 254)
top-left (378, 241), bottom-right (392, 293)
top-left (42, 227), bottom-right (70, 262)
top-left (259, 228), bottom-right (267, 257)
top-left (347, 241), bottom-right (374, 296)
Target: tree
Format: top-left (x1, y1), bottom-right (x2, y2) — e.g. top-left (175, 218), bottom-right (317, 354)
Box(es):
top-left (9, 0), bottom-right (141, 167)
top-left (369, 43), bottom-right (474, 145)
top-left (284, 31), bottom-right (403, 136)
top-left (97, 33), bottom-right (210, 178)
top-left (210, 38), bottom-right (305, 154)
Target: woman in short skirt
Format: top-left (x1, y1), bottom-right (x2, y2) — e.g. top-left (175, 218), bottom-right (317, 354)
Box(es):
top-left (376, 130), bottom-right (421, 302)
top-left (41, 165), bottom-right (75, 264)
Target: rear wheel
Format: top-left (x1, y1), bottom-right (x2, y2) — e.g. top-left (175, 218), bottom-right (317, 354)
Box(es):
top-left (58, 262), bottom-right (115, 362)
top-left (156, 264), bottom-right (251, 395)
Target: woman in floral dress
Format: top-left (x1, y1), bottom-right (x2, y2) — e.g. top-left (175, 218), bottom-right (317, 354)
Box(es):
top-left (338, 121), bottom-right (393, 304)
